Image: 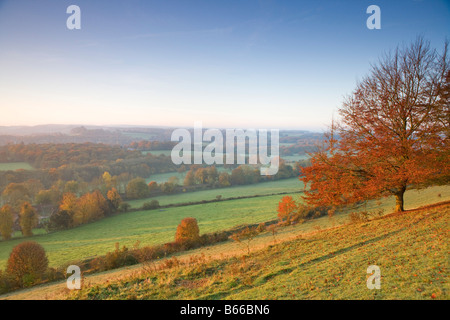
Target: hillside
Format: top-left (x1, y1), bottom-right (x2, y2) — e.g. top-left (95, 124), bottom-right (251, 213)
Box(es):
top-left (1, 184), bottom-right (447, 271)
top-left (68, 202), bottom-right (448, 300)
top-left (5, 201), bottom-right (444, 300)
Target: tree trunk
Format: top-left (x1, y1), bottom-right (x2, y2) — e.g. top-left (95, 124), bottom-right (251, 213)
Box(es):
top-left (394, 187), bottom-right (406, 212)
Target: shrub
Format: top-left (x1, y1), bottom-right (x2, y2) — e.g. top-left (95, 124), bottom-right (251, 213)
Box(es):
top-left (142, 200), bottom-right (160, 210)
top-left (256, 222), bottom-right (266, 233)
top-left (119, 202), bottom-right (131, 213)
top-left (44, 267), bottom-right (65, 282)
top-left (161, 182), bottom-right (176, 194)
top-left (0, 270), bottom-right (16, 294)
top-left (91, 243), bottom-right (138, 271)
top-left (104, 243), bottom-right (138, 270)
top-left (175, 217), bottom-right (200, 244)
top-left (6, 241), bottom-right (49, 287)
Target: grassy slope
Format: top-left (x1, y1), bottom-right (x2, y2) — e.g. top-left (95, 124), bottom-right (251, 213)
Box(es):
top-left (68, 202), bottom-right (450, 300)
top-left (0, 185), bottom-right (448, 270)
top-left (1, 190), bottom-right (448, 300)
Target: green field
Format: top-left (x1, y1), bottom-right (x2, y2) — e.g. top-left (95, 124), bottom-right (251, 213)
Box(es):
top-left (0, 184), bottom-right (448, 271)
top-left (143, 149), bottom-right (309, 163)
top-left (142, 150), bottom-right (172, 156)
top-left (136, 177), bottom-right (302, 208)
top-left (281, 154), bottom-right (310, 163)
top-left (143, 150), bottom-right (244, 157)
top-left (0, 162), bottom-right (34, 171)
top-left (0, 193), bottom-right (295, 269)
top-left (69, 201), bottom-right (449, 300)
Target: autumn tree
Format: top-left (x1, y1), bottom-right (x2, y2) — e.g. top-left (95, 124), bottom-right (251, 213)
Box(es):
top-left (22, 179), bottom-right (44, 199)
top-left (183, 169), bottom-right (195, 186)
top-left (218, 172), bottom-right (231, 187)
top-left (102, 171), bottom-right (117, 193)
top-left (231, 166), bottom-right (245, 185)
top-left (102, 171), bottom-right (113, 188)
top-left (301, 38), bottom-right (449, 212)
top-left (19, 202), bottom-right (39, 237)
top-left (117, 172), bottom-right (132, 193)
top-left (161, 181), bottom-right (176, 194)
top-left (194, 168), bottom-right (208, 184)
top-left (73, 190), bottom-right (108, 225)
top-left (148, 181), bottom-right (159, 193)
top-left (207, 166), bottom-right (219, 184)
top-left (126, 178), bottom-right (149, 199)
top-left (59, 192), bottom-right (78, 224)
top-left (2, 183), bottom-right (31, 210)
top-left (64, 180), bottom-right (79, 195)
top-left (277, 196), bottom-right (297, 224)
top-left (107, 188), bottom-right (122, 212)
top-left (0, 204), bottom-right (15, 240)
top-left (35, 187), bottom-right (61, 206)
top-left (175, 217), bottom-right (200, 244)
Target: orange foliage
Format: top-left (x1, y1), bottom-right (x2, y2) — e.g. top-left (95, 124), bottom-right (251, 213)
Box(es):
top-left (277, 196), bottom-right (297, 223)
top-left (73, 190), bottom-right (108, 225)
top-left (301, 39), bottom-right (449, 212)
top-left (175, 217), bottom-right (200, 244)
top-left (107, 188), bottom-right (122, 211)
top-left (6, 241), bottom-right (48, 286)
top-left (19, 202), bottom-right (38, 237)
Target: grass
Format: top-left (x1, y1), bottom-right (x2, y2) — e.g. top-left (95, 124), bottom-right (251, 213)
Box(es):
top-left (142, 150), bottom-right (172, 156)
top-left (0, 184), bottom-right (447, 274)
top-left (0, 193), bottom-right (297, 269)
top-left (7, 199), bottom-right (447, 300)
top-left (0, 162), bottom-right (34, 171)
top-left (2, 192), bottom-right (448, 300)
top-left (69, 202), bottom-right (450, 300)
top-left (135, 177), bottom-right (303, 208)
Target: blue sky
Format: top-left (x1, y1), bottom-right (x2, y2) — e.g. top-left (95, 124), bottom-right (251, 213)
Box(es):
top-left (0, 0), bottom-right (449, 130)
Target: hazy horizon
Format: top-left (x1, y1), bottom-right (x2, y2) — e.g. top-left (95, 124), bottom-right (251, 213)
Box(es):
top-left (0, 122), bottom-right (326, 133)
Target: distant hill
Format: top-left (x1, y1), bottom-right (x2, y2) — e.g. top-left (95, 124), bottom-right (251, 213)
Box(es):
top-left (0, 125), bottom-right (323, 148)
top-left (0, 125), bottom-right (174, 146)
